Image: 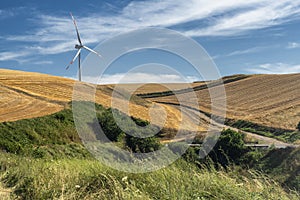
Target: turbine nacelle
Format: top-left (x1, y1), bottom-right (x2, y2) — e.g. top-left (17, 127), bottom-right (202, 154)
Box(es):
top-left (75, 44), bottom-right (82, 49)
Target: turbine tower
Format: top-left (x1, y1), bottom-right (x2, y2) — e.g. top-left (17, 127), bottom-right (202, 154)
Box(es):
top-left (66, 13), bottom-right (102, 81)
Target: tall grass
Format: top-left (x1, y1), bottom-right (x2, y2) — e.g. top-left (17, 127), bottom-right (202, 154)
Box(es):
top-left (0, 103), bottom-right (298, 199)
top-left (0, 154), bottom-right (298, 200)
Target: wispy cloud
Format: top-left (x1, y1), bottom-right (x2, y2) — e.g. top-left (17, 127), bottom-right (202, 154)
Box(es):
top-left (0, 51), bottom-right (29, 61)
top-left (0, 7), bottom-right (31, 20)
top-left (32, 60), bottom-right (53, 65)
top-left (287, 42), bottom-right (300, 49)
top-left (0, 50), bottom-right (53, 65)
top-left (247, 63), bottom-right (300, 74)
top-left (75, 73), bottom-right (199, 84)
top-left (213, 45), bottom-right (272, 59)
top-left (0, 9), bottom-right (15, 19)
top-left (3, 0), bottom-right (300, 56)
top-left (227, 46), bottom-right (268, 57)
top-left (185, 1), bottom-right (300, 37)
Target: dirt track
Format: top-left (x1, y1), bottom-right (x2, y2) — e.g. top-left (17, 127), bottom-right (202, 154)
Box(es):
top-left (160, 102), bottom-right (298, 147)
top-left (143, 74), bottom-right (300, 130)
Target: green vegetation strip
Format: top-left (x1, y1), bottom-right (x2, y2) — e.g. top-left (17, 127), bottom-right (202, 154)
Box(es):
top-left (137, 74), bottom-right (250, 98)
top-left (154, 101), bottom-right (299, 143)
top-left (226, 119), bottom-right (300, 143)
top-left (0, 102), bottom-right (161, 158)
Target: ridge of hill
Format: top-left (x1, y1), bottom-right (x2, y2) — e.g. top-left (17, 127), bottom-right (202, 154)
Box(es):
top-left (141, 73), bottom-right (300, 131)
top-left (0, 69), bottom-right (194, 132)
top-left (0, 69), bottom-right (299, 198)
top-left (1, 69), bottom-right (299, 143)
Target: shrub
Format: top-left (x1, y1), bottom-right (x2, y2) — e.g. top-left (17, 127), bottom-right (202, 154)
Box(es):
top-left (125, 136), bottom-right (160, 153)
top-left (94, 106), bottom-right (161, 153)
top-left (97, 109), bottom-right (123, 142)
top-left (208, 129), bottom-right (247, 167)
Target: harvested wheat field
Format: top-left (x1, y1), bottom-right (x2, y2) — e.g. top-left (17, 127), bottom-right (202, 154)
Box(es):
top-left (106, 82), bottom-right (206, 95)
top-left (2, 68), bottom-right (299, 134)
top-left (0, 69), bottom-right (200, 133)
top-left (143, 74), bottom-right (300, 130)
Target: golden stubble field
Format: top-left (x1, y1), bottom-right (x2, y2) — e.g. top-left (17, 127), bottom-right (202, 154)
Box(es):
top-left (144, 74), bottom-right (300, 130)
top-left (108, 82), bottom-right (205, 94)
top-left (1, 68), bottom-right (299, 133)
top-left (0, 69), bottom-right (200, 133)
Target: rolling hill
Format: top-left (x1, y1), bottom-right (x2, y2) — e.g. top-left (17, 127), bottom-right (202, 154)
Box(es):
top-left (1, 69), bottom-right (299, 143)
top-left (0, 69), bottom-right (198, 133)
top-left (0, 68), bottom-right (299, 199)
top-left (138, 74), bottom-right (300, 131)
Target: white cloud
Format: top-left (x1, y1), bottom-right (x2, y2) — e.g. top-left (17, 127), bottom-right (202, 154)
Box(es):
top-left (227, 46), bottom-right (267, 57)
top-left (1, 0), bottom-right (300, 67)
top-left (0, 51), bottom-right (29, 61)
top-left (287, 42), bottom-right (300, 49)
top-left (79, 73), bottom-right (199, 84)
top-left (4, 0), bottom-right (300, 57)
top-left (0, 9), bottom-right (15, 19)
top-left (32, 60), bottom-right (53, 65)
top-left (185, 1), bottom-right (300, 37)
top-left (247, 63), bottom-right (300, 74)
top-left (213, 45), bottom-right (273, 59)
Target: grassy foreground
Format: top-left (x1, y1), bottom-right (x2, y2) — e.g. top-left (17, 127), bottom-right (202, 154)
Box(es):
top-left (0, 101), bottom-right (298, 199)
top-left (0, 154), bottom-right (298, 200)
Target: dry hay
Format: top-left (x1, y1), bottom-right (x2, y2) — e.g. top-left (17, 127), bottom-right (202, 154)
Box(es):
top-left (2, 68), bottom-right (298, 133)
top-left (0, 69), bottom-right (199, 133)
top-left (147, 74), bottom-right (300, 130)
top-left (107, 82), bottom-right (205, 95)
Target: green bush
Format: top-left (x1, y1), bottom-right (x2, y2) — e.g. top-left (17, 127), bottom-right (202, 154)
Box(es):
top-left (97, 108), bottom-right (124, 142)
top-left (125, 136), bottom-right (160, 153)
top-left (0, 109), bottom-right (80, 156)
top-left (227, 119), bottom-right (297, 143)
top-left (32, 148), bottom-right (47, 159)
top-left (208, 129), bottom-right (247, 167)
top-left (240, 150), bottom-right (264, 167)
top-left (94, 107), bottom-right (161, 153)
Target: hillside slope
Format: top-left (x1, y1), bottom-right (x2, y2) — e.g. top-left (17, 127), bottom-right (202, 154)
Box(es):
top-left (0, 69), bottom-right (198, 132)
top-left (1, 69), bottom-right (299, 138)
top-left (142, 74), bottom-right (300, 130)
top-left (0, 107), bottom-right (298, 198)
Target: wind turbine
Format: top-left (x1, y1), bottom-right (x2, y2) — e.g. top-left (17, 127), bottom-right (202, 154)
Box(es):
top-left (66, 13), bottom-right (102, 81)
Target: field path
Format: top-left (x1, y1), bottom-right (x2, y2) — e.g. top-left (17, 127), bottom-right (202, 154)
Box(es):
top-left (144, 74), bottom-right (300, 130)
top-left (157, 101), bottom-right (298, 148)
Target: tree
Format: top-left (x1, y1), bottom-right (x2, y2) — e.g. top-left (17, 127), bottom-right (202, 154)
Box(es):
top-left (208, 129), bottom-right (247, 167)
top-left (95, 107), bottom-right (161, 153)
top-left (97, 109), bottom-right (123, 142)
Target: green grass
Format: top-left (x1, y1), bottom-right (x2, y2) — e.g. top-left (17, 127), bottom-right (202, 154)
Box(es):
top-left (0, 108), bottom-right (90, 158)
top-left (0, 101), bottom-right (299, 199)
top-left (0, 101), bottom-right (161, 158)
top-left (227, 119), bottom-right (300, 143)
top-left (137, 74), bottom-right (250, 98)
top-left (0, 154), bottom-right (298, 200)
top-left (255, 147), bottom-right (300, 192)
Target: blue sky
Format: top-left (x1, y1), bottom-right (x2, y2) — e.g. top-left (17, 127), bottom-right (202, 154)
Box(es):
top-left (1, 0), bottom-right (300, 83)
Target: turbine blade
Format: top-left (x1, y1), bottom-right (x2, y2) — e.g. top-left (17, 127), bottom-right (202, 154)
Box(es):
top-left (83, 45), bottom-right (103, 58)
top-left (66, 49), bottom-right (81, 70)
top-left (70, 12), bottom-right (82, 45)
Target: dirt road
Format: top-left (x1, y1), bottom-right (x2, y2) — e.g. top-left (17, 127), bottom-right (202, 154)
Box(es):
top-left (157, 101), bottom-right (298, 148)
